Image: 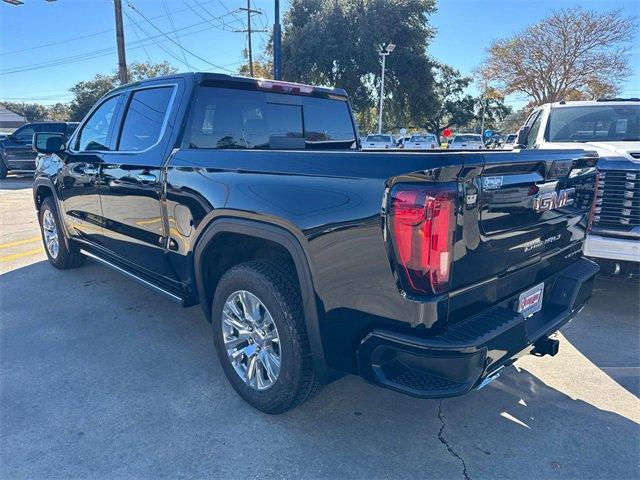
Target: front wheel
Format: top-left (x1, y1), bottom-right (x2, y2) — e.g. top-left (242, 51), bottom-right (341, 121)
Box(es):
top-left (38, 197), bottom-right (85, 269)
top-left (212, 260), bottom-right (321, 413)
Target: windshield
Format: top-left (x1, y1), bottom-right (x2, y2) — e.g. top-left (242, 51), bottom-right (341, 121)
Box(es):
top-left (453, 134), bottom-right (481, 143)
top-left (548, 105), bottom-right (640, 142)
top-left (366, 135), bottom-right (392, 143)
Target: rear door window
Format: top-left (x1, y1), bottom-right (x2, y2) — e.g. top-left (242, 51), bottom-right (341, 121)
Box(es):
top-left (118, 86), bottom-right (174, 151)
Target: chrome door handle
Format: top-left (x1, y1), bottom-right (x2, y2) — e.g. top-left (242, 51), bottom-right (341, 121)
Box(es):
top-left (82, 166), bottom-right (98, 175)
top-left (137, 173), bottom-right (156, 183)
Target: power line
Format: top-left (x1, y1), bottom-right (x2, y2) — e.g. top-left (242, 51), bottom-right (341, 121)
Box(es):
top-left (126, 1), bottom-right (235, 73)
top-left (181, 1), bottom-right (242, 33)
top-left (0, 0), bottom-right (220, 56)
top-left (0, 19), bottom-right (230, 76)
top-left (128, 16), bottom-right (153, 63)
top-left (162, 0), bottom-right (191, 70)
top-left (216, 0), bottom-right (245, 26)
top-left (188, 0), bottom-right (242, 31)
top-left (121, 8), bottom-right (196, 70)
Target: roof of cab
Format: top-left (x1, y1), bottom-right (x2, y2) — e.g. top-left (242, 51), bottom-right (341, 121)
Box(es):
top-left (547, 98), bottom-right (640, 109)
top-left (109, 72), bottom-right (349, 98)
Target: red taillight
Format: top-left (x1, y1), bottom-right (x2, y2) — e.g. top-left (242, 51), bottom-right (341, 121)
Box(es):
top-left (388, 184), bottom-right (456, 294)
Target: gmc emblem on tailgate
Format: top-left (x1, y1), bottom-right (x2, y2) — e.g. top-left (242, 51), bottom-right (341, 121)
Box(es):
top-left (533, 188), bottom-right (575, 213)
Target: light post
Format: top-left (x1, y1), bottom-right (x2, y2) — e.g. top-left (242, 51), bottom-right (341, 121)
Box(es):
top-left (377, 42), bottom-right (395, 134)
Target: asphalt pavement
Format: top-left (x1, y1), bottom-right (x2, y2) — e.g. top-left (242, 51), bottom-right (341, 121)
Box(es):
top-left (1, 175), bottom-right (639, 479)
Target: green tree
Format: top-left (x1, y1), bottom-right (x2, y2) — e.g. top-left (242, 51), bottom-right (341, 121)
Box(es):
top-left (69, 61), bottom-right (177, 121)
top-left (281, 0), bottom-right (437, 132)
top-left (425, 64), bottom-right (476, 134)
top-left (47, 103), bottom-right (71, 122)
top-left (479, 7), bottom-right (637, 104)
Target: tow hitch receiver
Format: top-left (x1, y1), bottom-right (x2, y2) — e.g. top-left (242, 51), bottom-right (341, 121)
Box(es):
top-left (531, 336), bottom-right (560, 357)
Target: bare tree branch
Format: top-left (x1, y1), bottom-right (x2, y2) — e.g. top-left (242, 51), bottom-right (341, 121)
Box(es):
top-left (478, 7), bottom-right (637, 104)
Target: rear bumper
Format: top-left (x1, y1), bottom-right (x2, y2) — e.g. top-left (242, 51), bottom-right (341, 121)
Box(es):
top-left (357, 258), bottom-right (599, 398)
top-left (583, 234), bottom-right (640, 263)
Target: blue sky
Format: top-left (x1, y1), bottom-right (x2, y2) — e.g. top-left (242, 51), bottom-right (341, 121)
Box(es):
top-left (1, 0), bottom-right (639, 110)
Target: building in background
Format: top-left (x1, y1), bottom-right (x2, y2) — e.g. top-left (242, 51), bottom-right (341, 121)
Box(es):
top-left (0, 106), bottom-right (27, 133)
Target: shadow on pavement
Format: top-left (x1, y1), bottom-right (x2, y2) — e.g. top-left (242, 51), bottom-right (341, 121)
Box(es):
top-left (1, 260), bottom-right (638, 479)
top-left (561, 276), bottom-right (640, 397)
top-left (0, 176), bottom-right (33, 191)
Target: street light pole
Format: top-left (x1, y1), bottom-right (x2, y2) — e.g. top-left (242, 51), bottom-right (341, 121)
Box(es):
top-left (480, 95), bottom-right (487, 135)
top-left (377, 43), bottom-right (395, 134)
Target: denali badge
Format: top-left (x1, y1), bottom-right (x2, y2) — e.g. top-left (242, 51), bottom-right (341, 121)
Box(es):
top-left (533, 188), bottom-right (575, 213)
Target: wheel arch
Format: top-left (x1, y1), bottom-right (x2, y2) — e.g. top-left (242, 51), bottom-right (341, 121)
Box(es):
top-left (193, 217), bottom-right (329, 377)
top-left (33, 177), bottom-right (71, 250)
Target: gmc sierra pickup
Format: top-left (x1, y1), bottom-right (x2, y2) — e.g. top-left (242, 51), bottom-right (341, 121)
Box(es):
top-left (32, 73), bottom-right (599, 413)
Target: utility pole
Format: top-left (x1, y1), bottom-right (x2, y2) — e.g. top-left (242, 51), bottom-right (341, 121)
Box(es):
top-left (113, 0), bottom-right (128, 84)
top-left (273, 0), bottom-right (282, 80)
top-left (237, 1), bottom-right (266, 78)
top-left (377, 43), bottom-right (395, 134)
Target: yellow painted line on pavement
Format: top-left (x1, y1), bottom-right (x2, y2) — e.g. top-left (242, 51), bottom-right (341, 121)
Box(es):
top-left (0, 247), bottom-right (44, 262)
top-left (0, 236), bottom-right (41, 249)
top-left (136, 217), bottom-right (162, 226)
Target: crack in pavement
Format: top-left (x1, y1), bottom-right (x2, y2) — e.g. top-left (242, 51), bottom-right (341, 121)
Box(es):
top-left (438, 401), bottom-right (471, 480)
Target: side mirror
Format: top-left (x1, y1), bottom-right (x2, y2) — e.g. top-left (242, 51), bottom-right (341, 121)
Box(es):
top-left (33, 132), bottom-right (65, 154)
top-left (514, 125), bottom-right (529, 149)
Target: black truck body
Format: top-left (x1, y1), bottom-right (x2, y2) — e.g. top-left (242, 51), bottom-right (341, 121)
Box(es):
top-left (33, 73), bottom-right (599, 412)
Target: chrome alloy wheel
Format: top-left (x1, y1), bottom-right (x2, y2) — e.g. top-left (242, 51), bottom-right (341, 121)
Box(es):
top-left (221, 290), bottom-right (281, 391)
top-left (42, 209), bottom-right (59, 259)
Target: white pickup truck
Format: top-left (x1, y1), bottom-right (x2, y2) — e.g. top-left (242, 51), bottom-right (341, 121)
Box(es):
top-left (515, 99), bottom-right (640, 277)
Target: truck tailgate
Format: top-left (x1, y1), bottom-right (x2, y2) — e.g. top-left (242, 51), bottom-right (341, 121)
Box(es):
top-left (449, 149), bottom-right (597, 317)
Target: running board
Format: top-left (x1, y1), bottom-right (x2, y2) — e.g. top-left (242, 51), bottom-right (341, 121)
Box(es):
top-left (80, 248), bottom-right (185, 305)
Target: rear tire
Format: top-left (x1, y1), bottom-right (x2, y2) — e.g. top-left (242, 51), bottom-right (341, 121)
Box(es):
top-left (38, 197), bottom-right (85, 269)
top-left (212, 260), bottom-right (321, 414)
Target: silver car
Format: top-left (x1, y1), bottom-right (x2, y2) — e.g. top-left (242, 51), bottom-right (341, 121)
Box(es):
top-left (362, 134), bottom-right (394, 150)
top-left (403, 133), bottom-right (439, 150)
top-left (450, 134), bottom-right (484, 150)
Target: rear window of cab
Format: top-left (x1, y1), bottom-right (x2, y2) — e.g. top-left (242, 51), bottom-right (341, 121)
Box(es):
top-left (188, 87), bottom-right (357, 150)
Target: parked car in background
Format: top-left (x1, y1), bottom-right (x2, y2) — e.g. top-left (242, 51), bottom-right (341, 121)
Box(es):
top-left (402, 133), bottom-right (439, 150)
top-left (0, 122), bottom-right (79, 179)
top-left (485, 134), bottom-right (504, 149)
top-left (502, 133), bottom-right (518, 150)
top-left (32, 73), bottom-right (599, 413)
top-left (449, 133), bottom-right (484, 150)
top-left (361, 133), bottom-right (394, 150)
top-left (515, 98), bottom-right (639, 277)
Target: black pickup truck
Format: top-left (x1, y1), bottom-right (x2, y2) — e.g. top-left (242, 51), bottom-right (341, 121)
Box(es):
top-left (33, 73), bottom-right (599, 413)
top-left (0, 121), bottom-right (79, 178)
